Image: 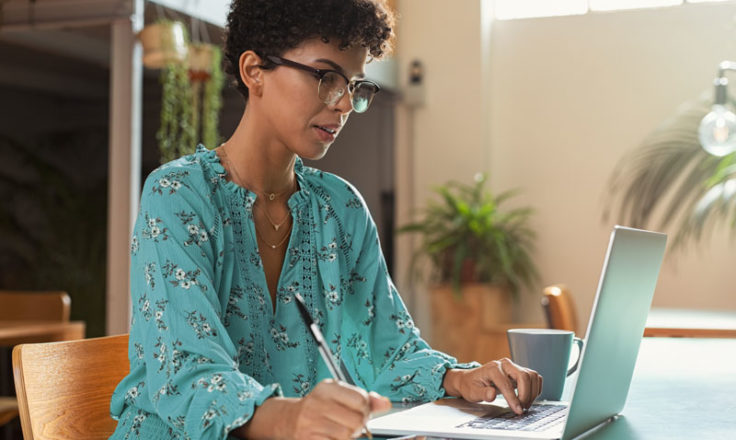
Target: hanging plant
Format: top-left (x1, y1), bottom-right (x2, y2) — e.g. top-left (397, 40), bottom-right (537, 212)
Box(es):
top-left (201, 45), bottom-right (224, 149)
top-left (188, 42), bottom-right (224, 150)
top-left (140, 20), bottom-right (224, 163)
top-left (157, 59), bottom-right (196, 163)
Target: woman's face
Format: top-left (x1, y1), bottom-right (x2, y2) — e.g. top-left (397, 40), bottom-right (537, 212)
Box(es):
top-left (256, 39), bottom-right (370, 160)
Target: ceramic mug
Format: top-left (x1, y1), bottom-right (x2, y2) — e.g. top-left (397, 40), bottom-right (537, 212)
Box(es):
top-left (507, 328), bottom-right (584, 401)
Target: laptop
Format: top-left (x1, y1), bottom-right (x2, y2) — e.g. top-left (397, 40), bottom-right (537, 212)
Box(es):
top-left (368, 226), bottom-right (667, 440)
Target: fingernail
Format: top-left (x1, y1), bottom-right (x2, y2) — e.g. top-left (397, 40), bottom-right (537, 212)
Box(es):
top-left (514, 404), bottom-right (523, 413)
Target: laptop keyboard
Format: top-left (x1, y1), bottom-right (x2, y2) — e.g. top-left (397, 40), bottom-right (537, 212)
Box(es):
top-left (456, 403), bottom-right (568, 432)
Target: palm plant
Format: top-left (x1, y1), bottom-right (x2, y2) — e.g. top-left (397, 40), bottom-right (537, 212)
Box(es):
top-left (605, 93), bottom-right (736, 248)
top-left (399, 173), bottom-right (538, 299)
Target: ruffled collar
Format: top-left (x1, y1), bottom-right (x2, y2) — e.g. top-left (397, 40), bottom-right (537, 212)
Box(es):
top-left (196, 144), bottom-right (309, 209)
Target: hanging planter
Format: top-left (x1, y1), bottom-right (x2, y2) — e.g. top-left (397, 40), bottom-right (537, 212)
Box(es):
top-left (140, 21), bottom-right (224, 163)
top-left (157, 59), bottom-right (195, 163)
top-left (188, 43), bottom-right (224, 150)
top-left (188, 43), bottom-right (215, 80)
top-left (138, 20), bottom-right (189, 69)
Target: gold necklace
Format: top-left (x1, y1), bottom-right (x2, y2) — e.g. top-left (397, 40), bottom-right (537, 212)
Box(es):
top-left (219, 146), bottom-right (293, 200)
top-left (258, 178), bottom-right (296, 230)
top-left (218, 145), bottom-right (296, 249)
top-left (259, 203), bottom-right (291, 231)
top-left (254, 220), bottom-right (292, 250)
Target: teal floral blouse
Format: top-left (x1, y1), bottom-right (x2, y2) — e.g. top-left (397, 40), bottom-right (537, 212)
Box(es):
top-left (109, 146), bottom-right (477, 440)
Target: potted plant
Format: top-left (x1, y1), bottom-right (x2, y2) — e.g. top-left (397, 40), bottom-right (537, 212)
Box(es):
top-left (188, 43), bottom-right (224, 150)
top-left (605, 93), bottom-right (736, 248)
top-left (399, 173), bottom-right (538, 361)
top-left (140, 21), bottom-right (225, 163)
top-left (138, 20), bottom-right (189, 69)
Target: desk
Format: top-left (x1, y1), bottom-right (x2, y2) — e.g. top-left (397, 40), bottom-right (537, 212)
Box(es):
top-left (0, 321), bottom-right (85, 346)
top-left (373, 337), bottom-right (736, 439)
top-left (644, 308), bottom-right (736, 338)
top-left (579, 337), bottom-right (736, 439)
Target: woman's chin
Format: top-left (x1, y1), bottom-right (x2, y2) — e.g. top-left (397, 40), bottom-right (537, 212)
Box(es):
top-left (299, 145), bottom-right (331, 161)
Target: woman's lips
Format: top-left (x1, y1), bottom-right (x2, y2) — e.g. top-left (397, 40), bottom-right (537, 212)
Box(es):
top-left (313, 125), bottom-right (338, 142)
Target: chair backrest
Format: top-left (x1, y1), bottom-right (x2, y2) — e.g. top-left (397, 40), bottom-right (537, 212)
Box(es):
top-left (0, 291), bottom-right (71, 321)
top-left (541, 284), bottom-right (579, 335)
top-left (12, 334), bottom-right (129, 440)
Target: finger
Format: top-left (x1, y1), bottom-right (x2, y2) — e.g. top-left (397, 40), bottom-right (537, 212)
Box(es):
top-left (321, 380), bottom-right (372, 418)
top-left (461, 381), bottom-right (489, 403)
top-left (538, 373), bottom-right (544, 400)
top-left (484, 385), bottom-right (498, 403)
top-left (503, 359), bottom-right (532, 409)
top-left (322, 401), bottom-right (366, 431)
top-left (528, 372), bottom-right (540, 404)
top-left (368, 391), bottom-right (392, 413)
top-left (312, 417), bottom-right (356, 440)
top-left (310, 381), bottom-right (370, 435)
top-left (460, 367), bottom-right (498, 403)
top-left (493, 360), bottom-right (523, 414)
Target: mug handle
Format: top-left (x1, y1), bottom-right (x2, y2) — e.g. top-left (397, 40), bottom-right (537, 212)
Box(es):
top-left (566, 337), bottom-right (585, 376)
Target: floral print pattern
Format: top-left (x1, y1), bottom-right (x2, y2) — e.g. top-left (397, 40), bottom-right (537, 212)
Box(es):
top-left (109, 147), bottom-right (477, 440)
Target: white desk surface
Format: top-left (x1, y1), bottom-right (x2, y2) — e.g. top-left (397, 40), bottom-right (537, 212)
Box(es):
top-left (646, 307), bottom-right (736, 330)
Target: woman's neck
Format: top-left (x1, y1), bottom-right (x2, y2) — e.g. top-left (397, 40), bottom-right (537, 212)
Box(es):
top-left (221, 106), bottom-right (297, 196)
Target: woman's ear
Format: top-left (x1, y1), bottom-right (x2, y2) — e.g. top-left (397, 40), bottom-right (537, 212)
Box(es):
top-left (239, 51), bottom-right (265, 97)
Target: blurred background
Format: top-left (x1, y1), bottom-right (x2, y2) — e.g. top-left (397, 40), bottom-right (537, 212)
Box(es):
top-left (0, 0), bottom-right (734, 349)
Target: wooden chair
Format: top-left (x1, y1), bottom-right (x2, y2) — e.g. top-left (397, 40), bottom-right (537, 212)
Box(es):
top-left (0, 291), bottom-right (71, 322)
top-left (0, 291), bottom-right (72, 428)
top-left (542, 285), bottom-right (736, 339)
top-left (12, 334), bottom-right (129, 440)
top-left (541, 284), bottom-right (579, 335)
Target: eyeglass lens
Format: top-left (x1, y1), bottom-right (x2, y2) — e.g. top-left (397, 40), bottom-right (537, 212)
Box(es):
top-left (317, 71), bottom-right (377, 113)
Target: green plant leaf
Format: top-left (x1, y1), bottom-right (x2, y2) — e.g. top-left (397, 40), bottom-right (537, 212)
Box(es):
top-left (605, 93), bottom-right (736, 249)
top-left (398, 173), bottom-right (538, 300)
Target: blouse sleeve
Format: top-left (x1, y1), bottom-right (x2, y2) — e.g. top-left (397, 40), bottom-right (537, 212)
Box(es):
top-left (129, 168), bottom-right (280, 439)
top-left (347, 209), bottom-right (479, 404)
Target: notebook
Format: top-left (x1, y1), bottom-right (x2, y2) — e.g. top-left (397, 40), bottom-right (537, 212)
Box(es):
top-left (368, 226), bottom-right (667, 440)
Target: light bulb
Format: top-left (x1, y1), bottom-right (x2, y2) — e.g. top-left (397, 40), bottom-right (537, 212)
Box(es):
top-left (698, 104), bottom-right (736, 157)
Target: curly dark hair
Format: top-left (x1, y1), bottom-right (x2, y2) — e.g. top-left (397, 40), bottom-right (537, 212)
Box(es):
top-left (224, 0), bottom-right (395, 101)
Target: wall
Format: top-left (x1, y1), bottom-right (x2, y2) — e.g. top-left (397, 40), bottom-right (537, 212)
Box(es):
top-left (396, 0), bottom-right (736, 337)
top-left (394, 0), bottom-right (488, 336)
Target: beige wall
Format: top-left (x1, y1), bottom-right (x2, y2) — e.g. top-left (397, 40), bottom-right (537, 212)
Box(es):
top-left (396, 0), bottom-right (736, 336)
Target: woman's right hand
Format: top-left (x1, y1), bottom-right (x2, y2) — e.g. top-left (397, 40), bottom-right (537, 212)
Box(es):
top-left (238, 379), bottom-right (391, 439)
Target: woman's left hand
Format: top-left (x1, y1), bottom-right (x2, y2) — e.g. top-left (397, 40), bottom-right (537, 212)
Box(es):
top-left (442, 359), bottom-right (543, 415)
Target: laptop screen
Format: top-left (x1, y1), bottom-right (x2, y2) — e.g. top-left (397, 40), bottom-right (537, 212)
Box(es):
top-left (562, 226), bottom-right (666, 439)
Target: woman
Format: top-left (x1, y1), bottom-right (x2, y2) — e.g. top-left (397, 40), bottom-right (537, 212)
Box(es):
top-left (109, 1), bottom-right (542, 439)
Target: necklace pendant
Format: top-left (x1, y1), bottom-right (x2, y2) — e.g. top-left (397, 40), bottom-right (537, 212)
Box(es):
top-left (268, 193), bottom-right (276, 201)
top-left (271, 244), bottom-right (276, 249)
top-left (274, 224), bottom-right (280, 231)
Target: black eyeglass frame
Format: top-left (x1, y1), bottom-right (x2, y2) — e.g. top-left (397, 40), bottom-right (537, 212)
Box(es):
top-left (259, 55), bottom-right (380, 112)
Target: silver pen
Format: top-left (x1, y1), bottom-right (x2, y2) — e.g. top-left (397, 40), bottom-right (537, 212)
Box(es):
top-left (294, 293), bottom-right (373, 439)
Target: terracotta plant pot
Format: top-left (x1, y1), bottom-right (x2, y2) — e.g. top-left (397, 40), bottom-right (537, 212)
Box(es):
top-left (429, 283), bottom-right (512, 362)
top-left (138, 21), bottom-right (188, 69)
top-left (188, 43), bottom-right (215, 81)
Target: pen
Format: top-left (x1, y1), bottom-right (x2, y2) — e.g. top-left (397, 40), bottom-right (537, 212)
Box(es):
top-left (294, 292), bottom-right (373, 439)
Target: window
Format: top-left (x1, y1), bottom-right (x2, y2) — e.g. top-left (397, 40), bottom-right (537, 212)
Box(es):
top-left (494, 0), bottom-right (732, 20)
top-left (494, 0), bottom-right (587, 20)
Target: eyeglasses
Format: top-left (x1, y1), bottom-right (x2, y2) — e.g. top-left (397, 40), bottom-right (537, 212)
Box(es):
top-left (260, 55), bottom-right (380, 113)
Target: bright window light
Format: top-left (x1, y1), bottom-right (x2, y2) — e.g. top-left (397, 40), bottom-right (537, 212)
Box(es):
top-left (686, 0), bottom-right (731, 3)
top-left (589, 0), bottom-right (682, 11)
top-left (494, 0), bottom-right (587, 20)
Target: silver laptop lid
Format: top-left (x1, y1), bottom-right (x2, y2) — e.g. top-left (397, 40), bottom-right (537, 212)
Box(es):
top-left (562, 226), bottom-right (667, 439)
